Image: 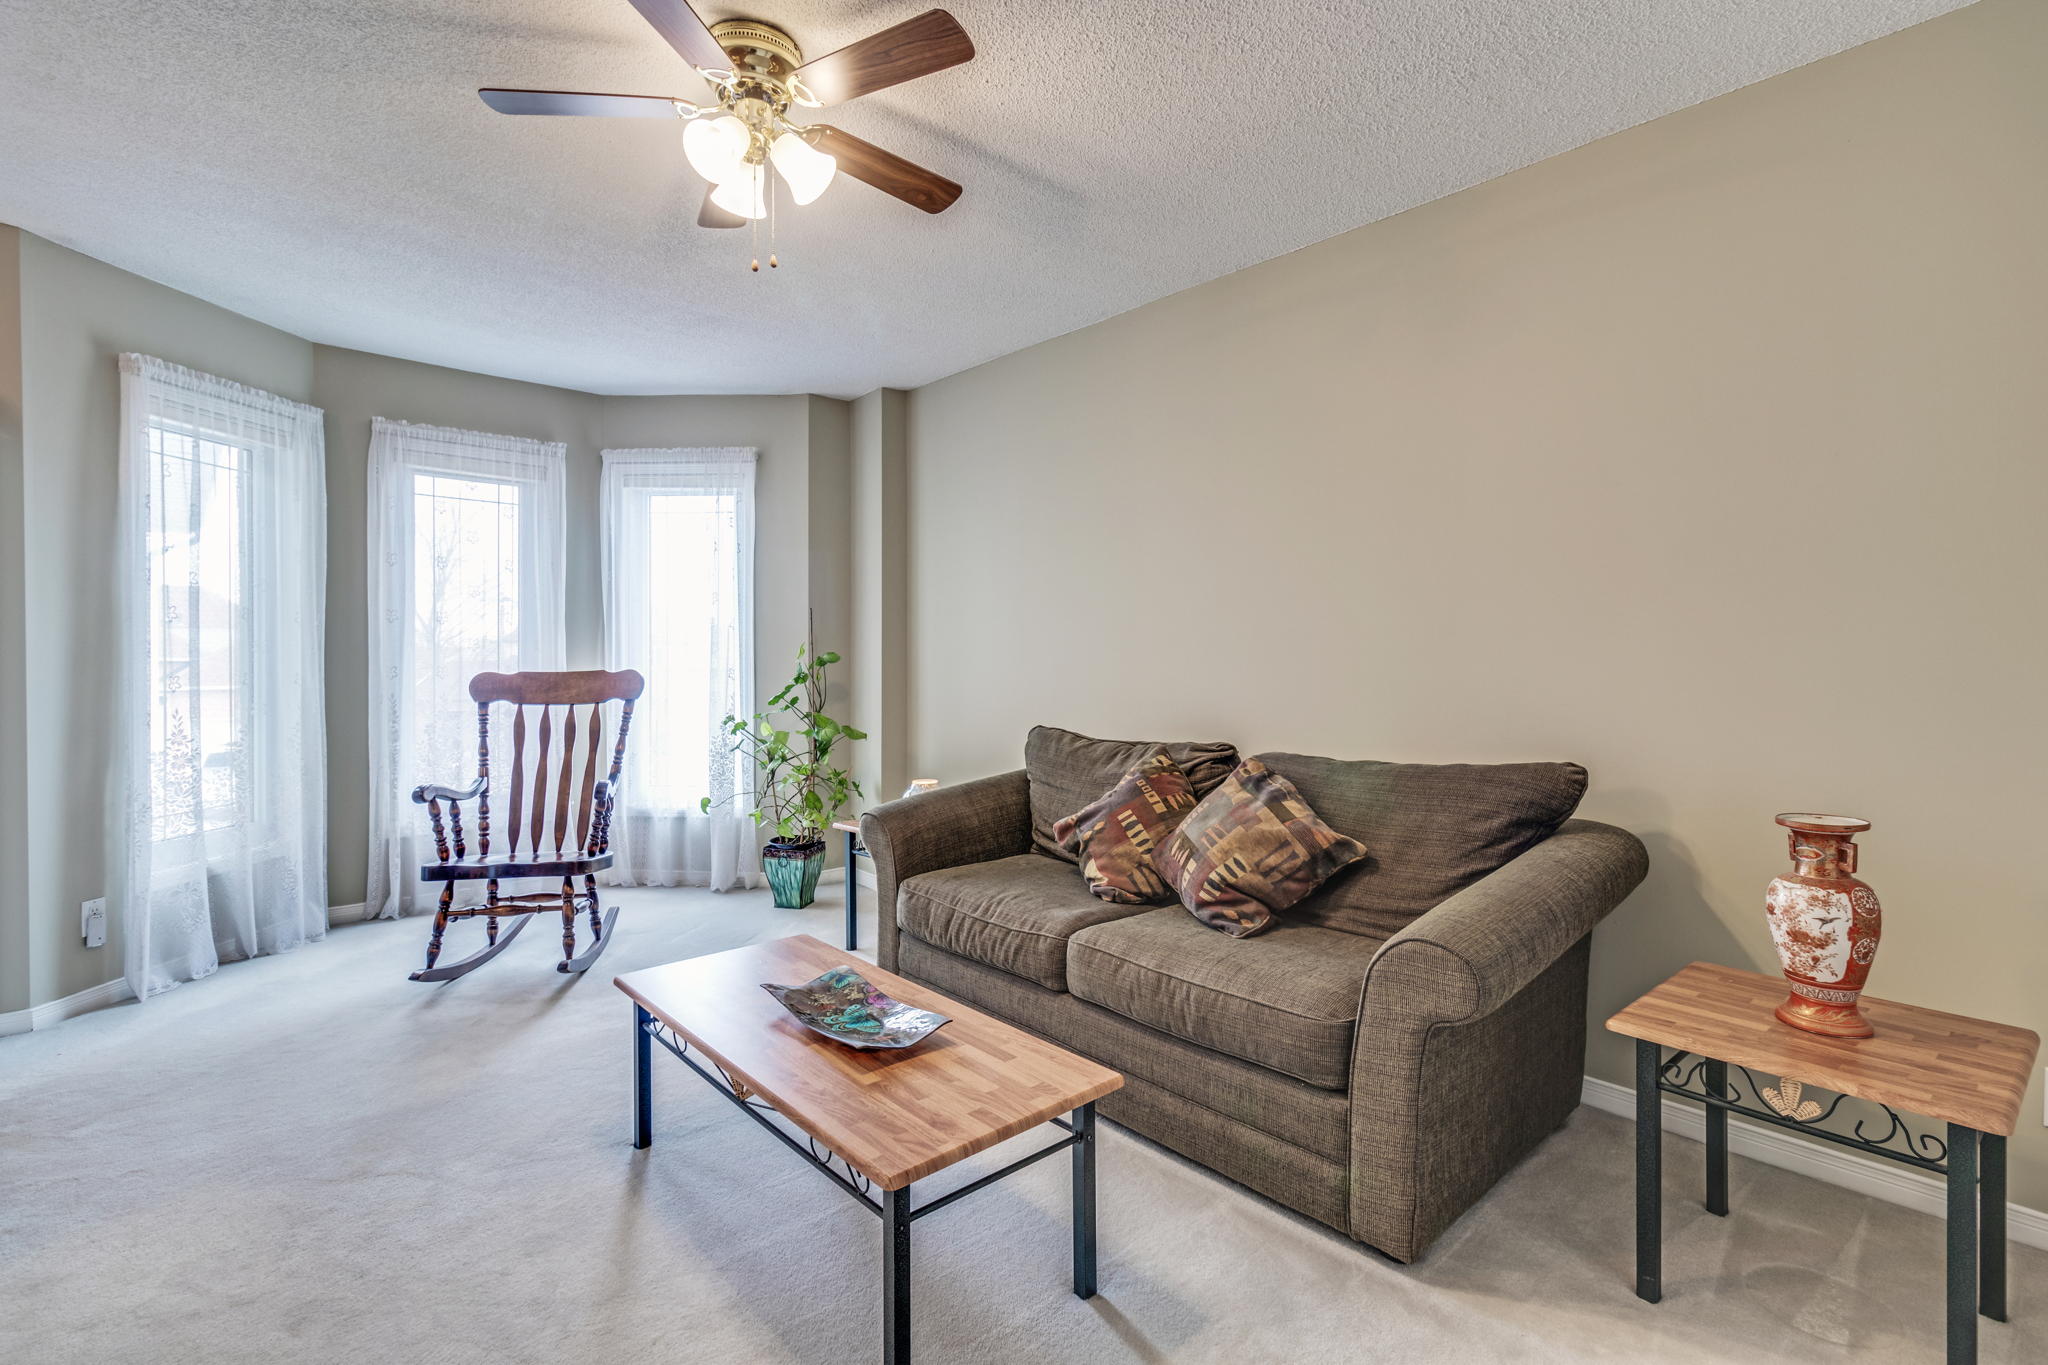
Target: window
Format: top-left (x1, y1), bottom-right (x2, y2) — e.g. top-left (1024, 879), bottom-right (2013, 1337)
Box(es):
top-left (365, 419), bottom-right (566, 919)
top-left (117, 354), bottom-right (329, 998)
top-left (408, 471), bottom-right (525, 797)
top-left (145, 422), bottom-right (248, 840)
top-left (600, 448), bottom-right (757, 889)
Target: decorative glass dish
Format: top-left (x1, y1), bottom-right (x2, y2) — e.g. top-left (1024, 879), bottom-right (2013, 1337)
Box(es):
top-left (761, 966), bottom-right (951, 1050)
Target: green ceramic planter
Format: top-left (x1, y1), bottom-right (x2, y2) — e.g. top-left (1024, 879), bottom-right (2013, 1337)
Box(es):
top-left (763, 838), bottom-right (826, 909)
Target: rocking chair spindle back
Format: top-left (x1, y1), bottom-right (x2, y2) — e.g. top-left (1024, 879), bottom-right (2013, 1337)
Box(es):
top-left (407, 668), bottom-right (645, 983)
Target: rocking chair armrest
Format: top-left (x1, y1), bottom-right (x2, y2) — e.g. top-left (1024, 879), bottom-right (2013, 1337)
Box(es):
top-left (412, 778), bottom-right (486, 805)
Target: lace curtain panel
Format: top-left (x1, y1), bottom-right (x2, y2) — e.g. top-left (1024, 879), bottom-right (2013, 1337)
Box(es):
top-left (365, 418), bottom-right (567, 918)
top-left (599, 448), bottom-right (759, 890)
top-left (115, 354), bottom-right (330, 1000)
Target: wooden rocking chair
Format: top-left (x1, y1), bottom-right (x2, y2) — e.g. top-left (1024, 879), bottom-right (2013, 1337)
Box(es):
top-left (407, 669), bottom-right (645, 982)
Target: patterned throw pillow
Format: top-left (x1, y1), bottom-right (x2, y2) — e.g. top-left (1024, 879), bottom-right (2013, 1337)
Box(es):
top-left (1051, 751), bottom-right (1200, 905)
top-left (1154, 758), bottom-right (1370, 937)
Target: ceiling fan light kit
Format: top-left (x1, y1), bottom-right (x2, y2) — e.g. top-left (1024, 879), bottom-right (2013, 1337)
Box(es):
top-left (479, 4), bottom-right (974, 268)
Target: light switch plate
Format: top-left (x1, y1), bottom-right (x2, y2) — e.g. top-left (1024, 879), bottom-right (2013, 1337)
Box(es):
top-left (81, 897), bottom-right (106, 948)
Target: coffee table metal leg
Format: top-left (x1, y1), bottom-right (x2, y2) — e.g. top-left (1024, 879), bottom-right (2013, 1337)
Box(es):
top-left (633, 1004), bottom-right (653, 1150)
top-left (1704, 1057), bottom-right (1728, 1216)
top-left (1980, 1131), bottom-right (2005, 1323)
top-left (883, 1185), bottom-right (911, 1365)
top-left (845, 829), bottom-right (860, 951)
top-left (1073, 1101), bottom-right (1098, 1299)
top-left (1947, 1124), bottom-right (1978, 1364)
top-left (1635, 1039), bottom-right (1662, 1303)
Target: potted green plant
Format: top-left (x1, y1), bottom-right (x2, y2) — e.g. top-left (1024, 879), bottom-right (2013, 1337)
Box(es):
top-left (702, 645), bottom-right (866, 909)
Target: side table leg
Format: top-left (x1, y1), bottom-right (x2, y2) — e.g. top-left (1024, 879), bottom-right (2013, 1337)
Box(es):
top-left (1704, 1058), bottom-right (1728, 1216)
top-left (883, 1185), bottom-right (911, 1365)
top-left (1947, 1124), bottom-right (1978, 1364)
top-left (1635, 1039), bottom-right (1662, 1303)
top-left (1980, 1130), bottom-right (2006, 1322)
top-left (633, 1004), bottom-right (652, 1150)
top-left (1073, 1102), bottom-right (1098, 1299)
top-left (845, 829), bottom-right (860, 951)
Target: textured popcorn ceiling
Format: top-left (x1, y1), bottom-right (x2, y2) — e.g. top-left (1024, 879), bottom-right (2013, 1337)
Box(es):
top-left (0, 0), bottom-right (1972, 396)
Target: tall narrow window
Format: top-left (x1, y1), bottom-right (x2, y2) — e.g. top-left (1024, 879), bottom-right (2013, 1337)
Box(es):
top-left (116, 354), bottom-right (328, 998)
top-left (600, 448), bottom-right (757, 889)
top-left (366, 419), bottom-right (566, 918)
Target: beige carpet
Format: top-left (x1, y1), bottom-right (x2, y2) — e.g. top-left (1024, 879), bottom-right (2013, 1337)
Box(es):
top-left (2, 885), bottom-right (2039, 1364)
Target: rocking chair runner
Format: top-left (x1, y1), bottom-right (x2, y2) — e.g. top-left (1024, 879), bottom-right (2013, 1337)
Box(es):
top-left (408, 669), bottom-right (645, 982)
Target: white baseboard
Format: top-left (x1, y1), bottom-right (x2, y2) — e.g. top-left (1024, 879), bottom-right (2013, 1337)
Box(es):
top-left (1580, 1075), bottom-right (2048, 1251)
top-left (18, 976), bottom-right (137, 1031)
top-left (0, 1007), bottom-right (28, 1037)
top-left (327, 901), bottom-right (370, 924)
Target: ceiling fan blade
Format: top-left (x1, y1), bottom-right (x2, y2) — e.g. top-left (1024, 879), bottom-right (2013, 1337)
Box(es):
top-left (698, 187), bottom-right (746, 228)
top-left (479, 88), bottom-right (687, 117)
top-left (810, 126), bottom-right (961, 214)
top-left (624, 0), bottom-right (730, 72)
top-left (794, 10), bottom-right (974, 106)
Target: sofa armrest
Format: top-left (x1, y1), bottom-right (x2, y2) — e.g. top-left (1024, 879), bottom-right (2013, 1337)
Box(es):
top-left (1347, 818), bottom-right (1647, 1262)
top-left (1360, 818), bottom-right (1649, 1026)
top-left (860, 770), bottom-right (1032, 970)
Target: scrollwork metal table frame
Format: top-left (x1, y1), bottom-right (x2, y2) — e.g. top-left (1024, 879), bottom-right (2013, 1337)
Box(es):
top-left (633, 1008), bottom-right (1097, 1364)
top-left (1609, 962), bottom-right (2039, 1365)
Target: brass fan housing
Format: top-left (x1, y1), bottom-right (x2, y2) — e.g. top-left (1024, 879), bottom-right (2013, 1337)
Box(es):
top-left (710, 19), bottom-right (802, 76)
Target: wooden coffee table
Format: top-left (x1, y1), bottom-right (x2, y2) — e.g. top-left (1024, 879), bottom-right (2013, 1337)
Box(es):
top-left (615, 934), bottom-right (1124, 1364)
top-left (1609, 962), bottom-right (2039, 1364)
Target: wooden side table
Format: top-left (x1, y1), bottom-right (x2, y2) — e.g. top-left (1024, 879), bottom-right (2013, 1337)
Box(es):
top-left (832, 818), bottom-right (864, 951)
top-left (1608, 963), bottom-right (2039, 1364)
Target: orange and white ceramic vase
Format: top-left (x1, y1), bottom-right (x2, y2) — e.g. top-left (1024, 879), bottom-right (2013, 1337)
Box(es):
top-left (1764, 813), bottom-right (1881, 1038)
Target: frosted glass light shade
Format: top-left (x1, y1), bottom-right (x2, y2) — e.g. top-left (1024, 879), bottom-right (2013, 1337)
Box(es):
top-left (684, 115), bottom-right (751, 185)
top-left (709, 167), bottom-right (767, 220)
top-left (769, 132), bottom-right (836, 206)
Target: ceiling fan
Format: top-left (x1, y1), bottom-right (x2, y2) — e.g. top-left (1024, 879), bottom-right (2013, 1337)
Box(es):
top-left (480, 3), bottom-right (974, 236)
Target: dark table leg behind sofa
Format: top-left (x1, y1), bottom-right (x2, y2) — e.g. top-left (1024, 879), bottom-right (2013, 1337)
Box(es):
top-left (845, 827), bottom-right (860, 951)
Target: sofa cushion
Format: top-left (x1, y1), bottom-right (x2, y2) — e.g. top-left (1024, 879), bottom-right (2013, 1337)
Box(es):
top-left (1027, 725), bottom-right (1238, 863)
top-left (898, 852), bottom-right (1149, 991)
top-left (1155, 758), bottom-right (1369, 937)
top-left (1052, 750), bottom-right (1199, 905)
top-left (1067, 909), bottom-right (1384, 1089)
top-left (1255, 754), bottom-right (1588, 941)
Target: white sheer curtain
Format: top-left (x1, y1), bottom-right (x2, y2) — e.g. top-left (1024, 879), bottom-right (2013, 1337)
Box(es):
top-left (600, 448), bottom-right (759, 890)
top-left (365, 419), bottom-right (567, 918)
top-left (115, 354), bottom-right (329, 1000)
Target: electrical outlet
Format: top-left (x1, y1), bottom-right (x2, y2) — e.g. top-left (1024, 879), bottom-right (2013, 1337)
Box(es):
top-left (81, 897), bottom-right (107, 948)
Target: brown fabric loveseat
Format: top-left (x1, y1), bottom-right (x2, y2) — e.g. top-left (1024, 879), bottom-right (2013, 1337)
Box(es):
top-left (861, 729), bottom-right (1649, 1263)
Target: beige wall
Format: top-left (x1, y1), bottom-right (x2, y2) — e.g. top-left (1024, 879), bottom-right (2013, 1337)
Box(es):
top-left (850, 389), bottom-right (909, 804)
top-left (15, 235), bottom-right (317, 1004)
top-left (0, 227), bottom-right (29, 1018)
top-left (903, 0), bottom-right (2048, 1209)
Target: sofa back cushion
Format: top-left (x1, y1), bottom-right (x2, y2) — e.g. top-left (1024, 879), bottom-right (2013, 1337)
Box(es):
top-left (1254, 753), bottom-right (1588, 939)
top-left (1026, 725), bottom-right (1239, 863)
